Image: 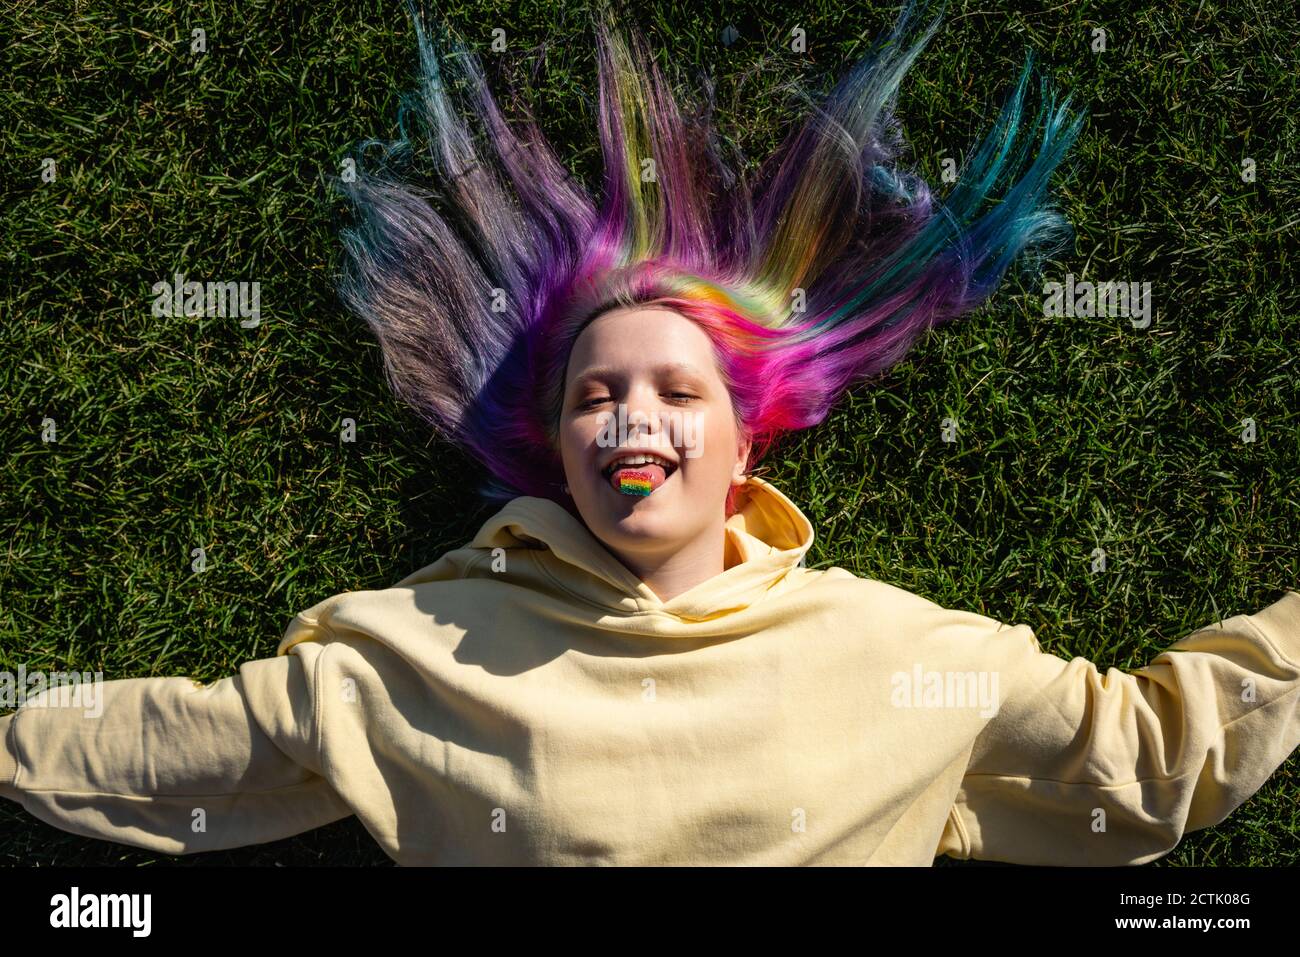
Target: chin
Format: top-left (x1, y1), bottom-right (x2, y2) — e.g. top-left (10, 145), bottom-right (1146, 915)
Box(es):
top-left (603, 503), bottom-right (670, 531)
top-left (595, 503), bottom-right (679, 544)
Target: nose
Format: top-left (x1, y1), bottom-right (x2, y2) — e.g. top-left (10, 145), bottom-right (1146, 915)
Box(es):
top-left (622, 388), bottom-right (672, 449)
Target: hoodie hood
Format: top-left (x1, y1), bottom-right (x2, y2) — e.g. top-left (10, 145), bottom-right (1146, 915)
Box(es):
top-left (463, 475), bottom-right (815, 622)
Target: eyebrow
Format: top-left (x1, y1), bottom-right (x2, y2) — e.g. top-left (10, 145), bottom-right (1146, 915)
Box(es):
top-left (568, 361), bottom-right (710, 391)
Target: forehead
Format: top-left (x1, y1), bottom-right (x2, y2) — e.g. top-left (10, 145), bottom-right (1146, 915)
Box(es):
top-left (566, 306), bottom-right (718, 382)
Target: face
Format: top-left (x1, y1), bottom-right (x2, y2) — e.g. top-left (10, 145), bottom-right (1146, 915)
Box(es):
top-left (558, 305), bottom-right (751, 562)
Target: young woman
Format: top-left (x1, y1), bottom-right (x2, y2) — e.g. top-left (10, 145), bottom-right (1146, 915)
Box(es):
top-left (2, 2), bottom-right (1296, 866)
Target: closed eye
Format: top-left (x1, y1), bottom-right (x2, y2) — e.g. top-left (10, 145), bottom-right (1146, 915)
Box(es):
top-left (578, 393), bottom-right (696, 409)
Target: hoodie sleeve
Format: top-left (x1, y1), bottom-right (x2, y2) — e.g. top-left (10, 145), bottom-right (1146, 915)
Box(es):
top-left (937, 590), bottom-right (1300, 865)
top-left (0, 616), bottom-right (355, 856)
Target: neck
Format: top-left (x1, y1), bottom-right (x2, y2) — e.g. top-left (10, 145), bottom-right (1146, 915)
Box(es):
top-left (612, 520), bottom-right (732, 603)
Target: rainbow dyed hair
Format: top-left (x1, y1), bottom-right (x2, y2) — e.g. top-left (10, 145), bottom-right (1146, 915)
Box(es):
top-left (335, 0), bottom-right (1085, 515)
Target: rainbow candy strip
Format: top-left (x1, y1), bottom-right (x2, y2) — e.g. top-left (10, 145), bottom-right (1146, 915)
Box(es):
top-left (616, 468), bottom-right (653, 496)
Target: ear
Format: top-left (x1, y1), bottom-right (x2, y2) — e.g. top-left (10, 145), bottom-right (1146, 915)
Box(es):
top-left (732, 432), bottom-right (753, 485)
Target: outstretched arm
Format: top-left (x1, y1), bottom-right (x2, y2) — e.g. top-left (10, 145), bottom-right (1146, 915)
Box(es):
top-left (0, 619), bottom-right (354, 856)
top-left (936, 590), bottom-right (1300, 865)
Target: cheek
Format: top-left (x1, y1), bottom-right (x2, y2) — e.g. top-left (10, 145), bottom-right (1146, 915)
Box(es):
top-left (555, 422), bottom-right (578, 470)
top-left (559, 419), bottom-right (597, 474)
top-left (689, 408), bottom-right (736, 472)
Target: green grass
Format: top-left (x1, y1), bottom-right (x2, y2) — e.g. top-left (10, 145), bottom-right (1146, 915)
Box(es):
top-left (1, 0), bottom-right (1296, 866)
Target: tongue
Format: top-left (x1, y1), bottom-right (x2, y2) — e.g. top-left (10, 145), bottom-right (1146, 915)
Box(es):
top-left (609, 464), bottom-right (667, 493)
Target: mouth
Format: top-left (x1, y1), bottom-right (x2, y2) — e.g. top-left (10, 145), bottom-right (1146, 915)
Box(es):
top-left (600, 454), bottom-right (679, 495)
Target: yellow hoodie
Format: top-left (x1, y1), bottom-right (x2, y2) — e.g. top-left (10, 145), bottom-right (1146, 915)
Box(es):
top-left (1, 476), bottom-right (1297, 865)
